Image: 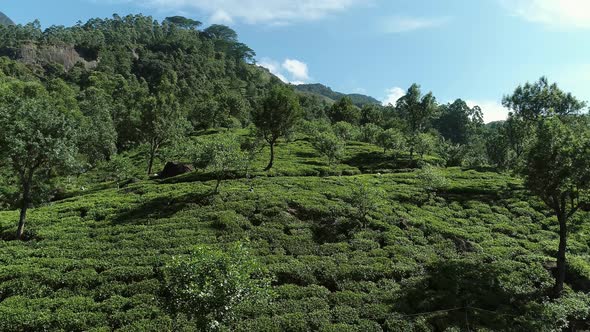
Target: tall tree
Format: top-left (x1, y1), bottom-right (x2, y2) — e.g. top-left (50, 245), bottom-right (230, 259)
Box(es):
top-left (253, 85), bottom-right (301, 171)
top-left (396, 84), bottom-right (437, 159)
top-left (435, 99), bottom-right (483, 145)
top-left (141, 76), bottom-right (189, 175)
top-left (503, 76), bottom-right (585, 121)
top-left (327, 96), bottom-right (361, 124)
top-left (0, 79), bottom-right (79, 239)
top-left (522, 117), bottom-right (590, 297)
top-left (504, 77), bottom-right (589, 297)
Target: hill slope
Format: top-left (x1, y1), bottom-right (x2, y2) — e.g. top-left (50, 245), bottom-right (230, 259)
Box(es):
top-left (0, 12), bottom-right (14, 26)
top-left (0, 131), bottom-right (589, 331)
top-left (295, 83), bottom-right (381, 107)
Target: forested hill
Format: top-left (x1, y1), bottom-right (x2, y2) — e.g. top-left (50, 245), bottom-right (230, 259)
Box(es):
top-left (295, 83), bottom-right (381, 106)
top-left (0, 12), bottom-right (13, 26)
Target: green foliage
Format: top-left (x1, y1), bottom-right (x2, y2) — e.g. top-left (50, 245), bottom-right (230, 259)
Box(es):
top-left (311, 132), bottom-right (345, 167)
top-left (196, 133), bottom-right (246, 192)
top-left (377, 128), bottom-right (406, 155)
top-left (253, 85), bottom-right (302, 170)
top-left (327, 97), bottom-right (361, 125)
top-left (417, 165), bottom-right (447, 200)
top-left (359, 124), bottom-right (383, 145)
top-left (162, 243), bottom-right (272, 330)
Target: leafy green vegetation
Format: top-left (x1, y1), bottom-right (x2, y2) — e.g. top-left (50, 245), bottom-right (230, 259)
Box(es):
top-left (0, 13), bottom-right (589, 332)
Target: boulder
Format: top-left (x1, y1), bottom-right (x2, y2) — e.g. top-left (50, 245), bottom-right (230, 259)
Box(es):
top-left (159, 162), bottom-right (194, 179)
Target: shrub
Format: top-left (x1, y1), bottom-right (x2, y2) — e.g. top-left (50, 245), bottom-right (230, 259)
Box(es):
top-left (311, 132), bottom-right (345, 167)
top-left (161, 243), bottom-right (273, 330)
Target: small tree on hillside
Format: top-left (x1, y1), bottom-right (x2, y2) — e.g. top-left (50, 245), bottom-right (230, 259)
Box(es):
top-left (252, 85), bottom-right (301, 171)
top-left (414, 133), bottom-right (437, 160)
top-left (377, 128), bottom-right (406, 157)
top-left (197, 134), bottom-right (246, 193)
top-left (0, 80), bottom-right (79, 240)
top-left (311, 132), bottom-right (345, 167)
top-left (522, 117), bottom-right (590, 297)
top-left (349, 180), bottom-right (380, 229)
top-left (417, 165), bottom-right (447, 201)
top-left (333, 121), bottom-right (358, 142)
top-left (162, 243), bottom-right (272, 330)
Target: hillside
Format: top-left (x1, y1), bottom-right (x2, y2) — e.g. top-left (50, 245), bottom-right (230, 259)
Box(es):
top-left (0, 12), bottom-right (13, 26)
top-left (295, 83), bottom-right (381, 107)
top-left (0, 13), bottom-right (590, 332)
top-left (0, 130), bottom-right (589, 331)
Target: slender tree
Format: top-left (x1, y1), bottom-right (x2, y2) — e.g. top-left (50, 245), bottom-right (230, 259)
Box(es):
top-left (396, 84), bottom-right (437, 159)
top-left (141, 76), bottom-right (188, 175)
top-left (522, 117), bottom-right (590, 297)
top-left (0, 79), bottom-right (79, 239)
top-left (252, 85), bottom-right (301, 171)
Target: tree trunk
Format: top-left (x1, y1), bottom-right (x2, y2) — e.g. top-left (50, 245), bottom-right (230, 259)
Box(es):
top-left (17, 180), bottom-right (31, 240)
top-left (264, 141), bottom-right (275, 171)
top-left (147, 143), bottom-right (157, 176)
top-left (214, 178), bottom-right (221, 194)
top-left (410, 146), bottom-right (415, 160)
top-left (553, 212), bottom-right (568, 297)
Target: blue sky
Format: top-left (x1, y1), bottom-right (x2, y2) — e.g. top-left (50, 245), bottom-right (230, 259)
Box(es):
top-left (3, 0), bottom-right (590, 122)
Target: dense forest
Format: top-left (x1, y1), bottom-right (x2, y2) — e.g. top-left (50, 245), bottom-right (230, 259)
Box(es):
top-left (0, 13), bottom-right (589, 332)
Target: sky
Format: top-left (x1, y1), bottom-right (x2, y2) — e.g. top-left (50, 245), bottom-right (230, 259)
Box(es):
top-left (3, 0), bottom-right (590, 122)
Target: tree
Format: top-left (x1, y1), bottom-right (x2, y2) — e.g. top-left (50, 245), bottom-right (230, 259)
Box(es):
top-left (503, 77), bottom-right (585, 122)
top-left (197, 134), bottom-right (246, 193)
top-left (0, 79), bottom-right (79, 239)
top-left (417, 165), bottom-right (447, 201)
top-left (435, 99), bottom-right (483, 145)
top-left (327, 96), bottom-right (361, 124)
top-left (522, 117), bottom-right (590, 297)
top-left (333, 121), bottom-right (358, 142)
top-left (311, 132), bottom-right (345, 167)
top-left (349, 181), bottom-right (380, 229)
top-left (253, 85), bottom-right (301, 171)
top-left (78, 87), bottom-right (118, 165)
top-left (141, 76), bottom-right (188, 175)
top-left (396, 84), bottom-right (437, 159)
top-left (377, 128), bottom-right (406, 156)
top-left (501, 77), bottom-right (587, 170)
top-left (359, 123), bottom-right (383, 144)
top-left (414, 133), bottom-right (437, 160)
top-left (162, 243), bottom-right (272, 330)
top-left (164, 16), bottom-right (202, 30)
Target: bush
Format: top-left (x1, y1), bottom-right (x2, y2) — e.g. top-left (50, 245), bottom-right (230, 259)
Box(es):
top-left (311, 132), bottom-right (345, 167)
top-left (161, 243), bottom-right (273, 330)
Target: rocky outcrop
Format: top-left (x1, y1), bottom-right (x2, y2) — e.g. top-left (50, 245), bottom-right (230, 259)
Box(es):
top-left (0, 12), bottom-right (14, 26)
top-left (18, 43), bottom-right (98, 71)
top-left (159, 162), bottom-right (194, 179)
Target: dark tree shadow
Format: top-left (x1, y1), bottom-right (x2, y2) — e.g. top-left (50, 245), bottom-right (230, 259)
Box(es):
top-left (343, 152), bottom-right (416, 172)
top-left (394, 259), bottom-right (547, 331)
top-left (112, 191), bottom-right (214, 224)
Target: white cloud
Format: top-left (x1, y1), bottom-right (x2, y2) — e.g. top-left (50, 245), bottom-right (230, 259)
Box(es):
top-left (116, 0), bottom-right (365, 25)
top-left (500, 0), bottom-right (590, 29)
top-left (210, 9), bottom-right (233, 24)
top-left (466, 100), bottom-right (510, 123)
top-left (382, 87), bottom-right (405, 106)
top-left (282, 59), bottom-right (309, 81)
top-left (380, 15), bottom-right (451, 33)
top-left (258, 57), bottom-right (311, 84)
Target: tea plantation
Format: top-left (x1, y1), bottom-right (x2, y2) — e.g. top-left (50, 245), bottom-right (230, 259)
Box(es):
top-left (1, 133), bottom-right (589, 331)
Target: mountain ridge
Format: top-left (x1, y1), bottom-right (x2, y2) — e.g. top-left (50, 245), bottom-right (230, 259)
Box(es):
top-left (294, 83), bottom-right (381, 107)
top-left (0, 11), bottom-right (14, 26)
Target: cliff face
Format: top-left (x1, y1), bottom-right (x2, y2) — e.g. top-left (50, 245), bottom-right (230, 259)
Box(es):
top-left (0, 12), bottom-right (14, 26)
top-left (18, 43), bottom-right (98, 71)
